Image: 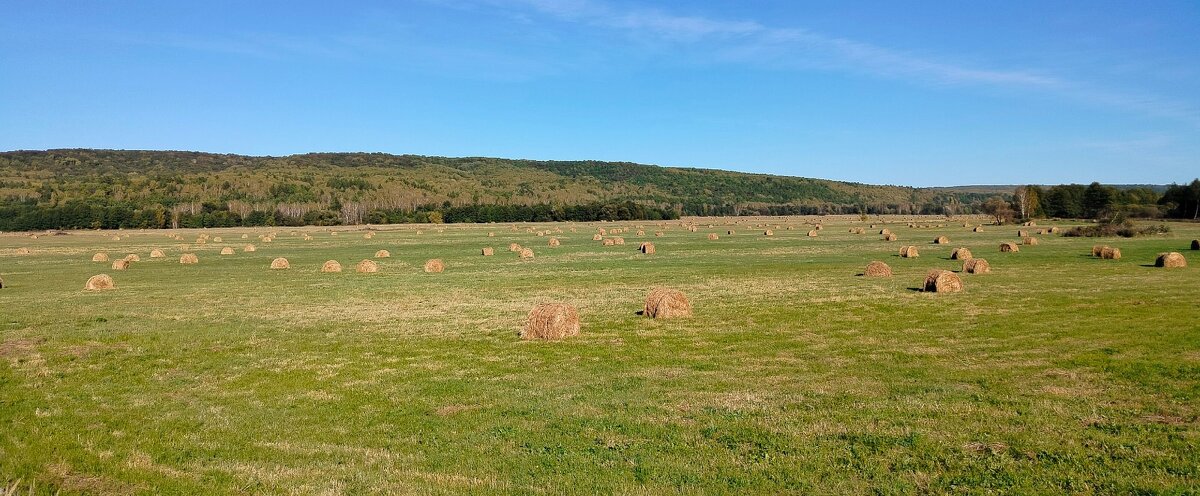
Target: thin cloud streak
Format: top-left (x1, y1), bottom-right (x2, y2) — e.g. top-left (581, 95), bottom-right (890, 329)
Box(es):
top-left (483, 0), bottom-right (1198, 125)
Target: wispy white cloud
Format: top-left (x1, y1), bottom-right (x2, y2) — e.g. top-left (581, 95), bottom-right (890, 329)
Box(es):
top-left (473, 0), bottom-right (1198, 124)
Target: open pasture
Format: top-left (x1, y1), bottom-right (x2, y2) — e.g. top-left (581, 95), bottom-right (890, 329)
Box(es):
top-left (1, 216), bottom-right (1198, 494)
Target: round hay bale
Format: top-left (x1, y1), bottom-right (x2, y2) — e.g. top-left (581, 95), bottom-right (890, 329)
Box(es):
top-left (548, 237), bottom-right (560, 247)
top-left (933, 236), bottom-right (949, 244)
top-left (521, 303), bottom-right (581, 340)
top-left (899, 245), bottom-right (920, 258)
top-left (220, 247), bottom-right (234, 255)
top-left (655, 231), bottom-right (664, 237)
top-left (883, 233), bottom-right (898, 242)
top-left (124, 254), bottom-right (141, 262)
top-left (244, 244), bottom-right (257, 253)
top-left (999, 242), bottom-right (1020, 253)
top-left (241, 234), bottom-right (249, 239)
top-left (764, 230), bottom-right (774, 236)
top-left (807, 230), bottom-right (818, 237)
top-left (85, 274), bottom-right (115, 291)
top-left (510, 243), bottom-right (522, 252)
top-left (1022, 237), bottom-right (1039, 246)
top-left (864, 261), bottom-right (892, 277)
top-left (92, 253), bottom-right (110, 262)
top-left (1155, 252), bottom-right (1187, 268)
top-left (1191, 239), bottom-right (1199, 250)
top-left (923, 269), bottom-right (963, 293)
top-left (598, 228), bottom-right (607, 236)
top-left (375, 249), bottom-right (391, 258)
top-left (321, 260), bottom-right (342, 273)
top-left (815, 224), bottom-right (823, 231)
top-left (0, 275), bottom-right (5, 289)
top-left (519, 248), bottom-right (535, 260)
top-left (15, 247), bottom-right (30, 255)
top-left (707, 233), bottom-right (719, 240)
top-left (482, 247), bottom-right (495, 256)
top-left (213, 237), bottom-right (223, 242)
top-left (636, 230), bottom-right (645, 236)
top-left (951, 247), bottom-right (973, 260)
top-left (643, 288), bottom-right (692, 318)
top-left (180, 253), bottom-right (199, 264)
top-left (270, 257), bottom-right (290, 269)
top-left (1092, 245), bottom-right (1106, 257)
top-left (356, 259), bottom-right (379, 273)
top-left (150, 249), bottom-right (165, 258)
top-left (1100, 246), bottom-right (1121, 260)
top-left (639, 242), bottom-right (655, 254)
top-left (973, 226), bottom-right (984, 233)
top-left (727, 230), bottom-right (736, 235)
top-left (111, 260), bottom-right (130, 270)
top-left (880, 228), bottom-right (892, 236)
top-left (603, 238), bottom-right (615, 246)
top-left (424, 259), bottom-right (445, 273)
top-left (613, 237), bottom-right (625, 245)
top-left (963, 258), bottom-right (991, 274)
top-left (1017, 230), bottom-right (1029, 238)
top-left (1049, 227), bottom-right (1060, 234)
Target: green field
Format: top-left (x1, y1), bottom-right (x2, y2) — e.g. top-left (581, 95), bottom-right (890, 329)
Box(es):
top-left (2, 217), bottom-right (1198, 494)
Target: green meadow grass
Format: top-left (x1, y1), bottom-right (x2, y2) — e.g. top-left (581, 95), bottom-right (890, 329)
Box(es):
top-left (1, 217), bottom-right (1198, 494)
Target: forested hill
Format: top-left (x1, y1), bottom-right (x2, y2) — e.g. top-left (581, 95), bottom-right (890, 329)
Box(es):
top-left (0, 149), bottom-right (996, 230)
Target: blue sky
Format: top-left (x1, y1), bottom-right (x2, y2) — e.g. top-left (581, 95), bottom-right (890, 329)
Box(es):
top-left (1, 1), bottom-right (1197, 186)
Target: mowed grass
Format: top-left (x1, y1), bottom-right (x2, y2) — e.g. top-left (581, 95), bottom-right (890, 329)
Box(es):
top-left (1, 217), bottom-right (1198, 495)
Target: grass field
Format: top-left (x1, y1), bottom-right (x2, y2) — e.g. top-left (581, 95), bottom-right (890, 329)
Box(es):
top-left (2, 216), bottom-right (1198, 494)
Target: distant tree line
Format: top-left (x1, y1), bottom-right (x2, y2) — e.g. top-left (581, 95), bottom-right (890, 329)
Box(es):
top-left (0, 198), bottom-right (679, 231)
top-left (979, 180), bottom-right (1199, 224)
